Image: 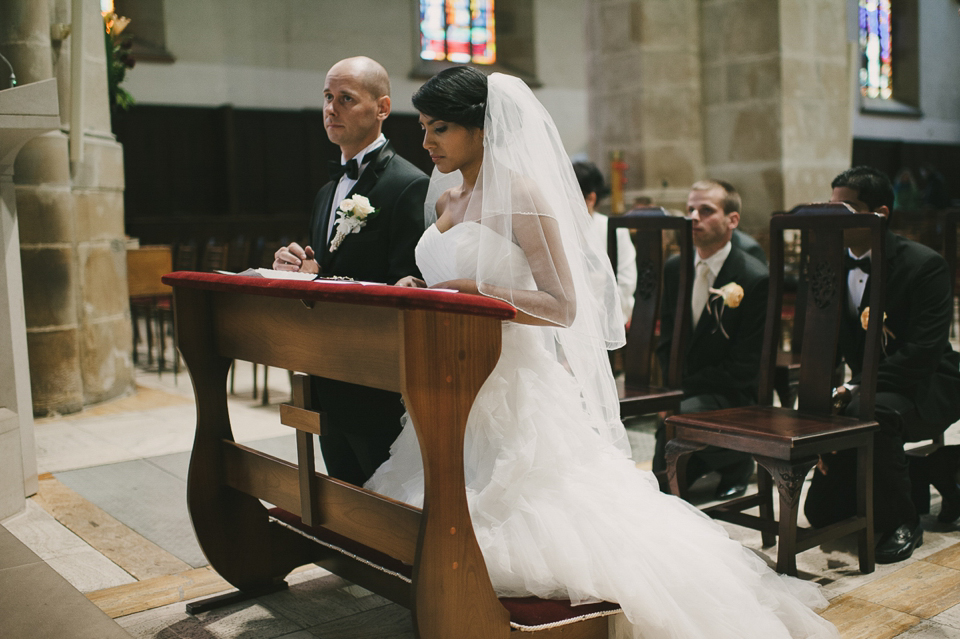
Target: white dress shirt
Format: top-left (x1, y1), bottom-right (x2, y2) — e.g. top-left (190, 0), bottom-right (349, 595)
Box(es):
top-left (695, 241), bottom-right (733, 299)
top-left (326, 134), bottom-right (387, 242)
top-left (846, 248), bottom-right (871, 317)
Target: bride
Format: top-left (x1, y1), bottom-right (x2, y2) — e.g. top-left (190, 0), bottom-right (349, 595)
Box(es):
top-left (365, 66), bottom-right (838, 639)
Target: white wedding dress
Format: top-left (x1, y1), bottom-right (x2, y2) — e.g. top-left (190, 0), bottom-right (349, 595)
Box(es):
top-left (366, 222), bottom-right (838, 639)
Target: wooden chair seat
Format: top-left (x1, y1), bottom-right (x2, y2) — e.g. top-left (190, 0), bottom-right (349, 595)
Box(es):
top-left (665, 205), bottom-right (888, 577)
top-left (618, 382), bottom-right (685, 417)
top-left (667, 406), bottom-right (878, 455)
top-left (269, 508), bottom-right (622, 633)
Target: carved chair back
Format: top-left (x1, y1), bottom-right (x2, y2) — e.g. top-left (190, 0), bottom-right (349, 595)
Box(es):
top-left (762, 204), bottom-right (886, 420)
top-left (608, 207), bottom-right (693, 389)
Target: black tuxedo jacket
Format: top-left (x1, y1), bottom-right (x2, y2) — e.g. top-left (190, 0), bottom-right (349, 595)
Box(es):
top-left (309, 141), bottom-right (429, 284)
top-left (657, 245), bottom-right (769, 404)
top-left (839, 231), bottom-right (960, 429)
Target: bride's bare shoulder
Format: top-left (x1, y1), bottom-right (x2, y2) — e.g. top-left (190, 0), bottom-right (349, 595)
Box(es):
top-left (434, 190), bottom-right (456, 232)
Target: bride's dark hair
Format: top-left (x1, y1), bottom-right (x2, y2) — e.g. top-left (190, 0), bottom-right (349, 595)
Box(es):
top-left (413, 66), bottom-right (487, 129)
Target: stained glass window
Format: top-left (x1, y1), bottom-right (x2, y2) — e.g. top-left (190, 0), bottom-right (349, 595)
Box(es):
top-left (859, 0), bottom-right (893, 100)
top-left (420, 0), bottom-right (496, 65)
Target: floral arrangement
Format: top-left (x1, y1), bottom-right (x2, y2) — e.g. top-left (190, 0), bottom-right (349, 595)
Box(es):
top-left (103, 11), bottom-right (135, 112)
top-left (706, 282), bottom-right (744, 339)
top-left (329, 195), bottom-right (379, 252)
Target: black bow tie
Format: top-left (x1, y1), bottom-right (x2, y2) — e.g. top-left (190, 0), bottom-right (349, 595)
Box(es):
top-left (845, 254), bottom-right (871, 274)
top-left (329, 157), bottom-right (360, 181)
top-left (328, 146), bottom-right (383, 182)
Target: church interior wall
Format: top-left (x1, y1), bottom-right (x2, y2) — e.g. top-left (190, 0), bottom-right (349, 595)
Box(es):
top-left (120, 0), bottom-right (589, 154)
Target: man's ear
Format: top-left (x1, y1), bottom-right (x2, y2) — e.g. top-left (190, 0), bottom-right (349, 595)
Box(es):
top-left (377, 95), bottom-right (391, 122)
top-left (874, 204), bottom-right (890, 219)
top-left (727, 210), bottom-right (741, 230)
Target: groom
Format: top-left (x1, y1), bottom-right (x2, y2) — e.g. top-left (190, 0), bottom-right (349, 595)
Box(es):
top-left (273, 56), bottom-right (429, 485)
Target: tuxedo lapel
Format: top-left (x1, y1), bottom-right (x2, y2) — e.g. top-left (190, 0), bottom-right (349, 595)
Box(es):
top-left (313, 183), bottom-right (337, 259)
top-left (320, 143), bottom-right (395, 271)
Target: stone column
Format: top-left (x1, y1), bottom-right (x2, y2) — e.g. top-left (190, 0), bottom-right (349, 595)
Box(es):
top-left (701, 0), bottom-right (851, 230)
top-left (7, 0), bottom-right (132, 416)
top-left (586, 0), bottom-right (705, 212)
top-left (586, 0), bottom-right (853, 227)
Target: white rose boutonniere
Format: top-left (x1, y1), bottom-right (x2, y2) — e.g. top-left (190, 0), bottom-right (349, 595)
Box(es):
top-left (706, 282), bottom-right (745, 339)
top-left (329, 194), bottom-right (379, 252)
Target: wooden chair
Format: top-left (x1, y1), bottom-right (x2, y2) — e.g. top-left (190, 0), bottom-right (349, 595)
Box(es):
top-left (200, 239), bottom-right (229, 272)
top-left (607, 207), bottom-right (693, 417)
top-left (174, 240), bottom-right (198, 271)
top-left (127, 245), bottom-right (173, 373)
top-left (664, 204), bottom-right (887, 576)
top-left (773, 226), bottom-right (808, 409)
top-left (165, 272), bottom-right (622, 637)
top-left (226, 235), bottom-right (252, 273)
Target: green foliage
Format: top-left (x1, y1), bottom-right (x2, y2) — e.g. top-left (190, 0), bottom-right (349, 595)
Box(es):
top-left (103, 14), bottom-right (135, 112)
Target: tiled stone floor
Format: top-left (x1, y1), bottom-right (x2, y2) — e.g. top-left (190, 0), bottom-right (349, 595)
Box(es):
top-left (4, 355), bottom-right (960, 638)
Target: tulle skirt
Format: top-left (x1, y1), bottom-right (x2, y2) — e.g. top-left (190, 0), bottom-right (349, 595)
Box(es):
top-left (366, 323), bottom-right (838, 639)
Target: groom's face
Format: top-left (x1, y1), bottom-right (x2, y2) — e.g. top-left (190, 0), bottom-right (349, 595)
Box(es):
top-left (323, 69), bottom-right (385, 157)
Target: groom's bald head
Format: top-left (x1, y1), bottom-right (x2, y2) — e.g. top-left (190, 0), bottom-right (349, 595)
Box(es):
top-left (326, 56), bottom-right (391, 100)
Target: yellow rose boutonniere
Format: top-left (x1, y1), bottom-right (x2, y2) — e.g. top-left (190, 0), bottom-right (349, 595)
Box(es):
top-left (706, 282), bottom-right (745, 339)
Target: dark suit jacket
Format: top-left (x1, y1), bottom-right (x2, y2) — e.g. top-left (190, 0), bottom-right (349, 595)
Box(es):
top-left (732, 228), bottom-right (767, 264)
top-left (839, 231), bottom-right (960, 429)
top-left (307, 141), bottom-right (429, 483)
top-left (657, 245), bottom-right (769, 404)
top-left (310, 141), bottom-right (429, 284)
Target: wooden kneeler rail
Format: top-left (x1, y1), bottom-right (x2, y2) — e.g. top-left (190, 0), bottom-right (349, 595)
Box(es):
top-left (163, 272), bottom-right (621, 638)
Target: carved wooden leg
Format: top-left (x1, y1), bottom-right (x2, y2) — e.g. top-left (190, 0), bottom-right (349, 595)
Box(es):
top-left (755, 456), bottom-right (817, 576)
top-left (756, 465), bottom-right (776, 547)
top-left (664, 438), bottom-right (706, 501)
top-left (177, 288), bottom-right (311, 605)
top-left (857, 440), bottom-right (876, 574)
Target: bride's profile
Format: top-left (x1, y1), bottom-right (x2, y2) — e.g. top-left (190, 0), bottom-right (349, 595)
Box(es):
top-left (366, 66), bottom-right (838, 639)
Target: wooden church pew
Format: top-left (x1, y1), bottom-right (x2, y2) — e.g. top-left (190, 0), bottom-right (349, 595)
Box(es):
top-left (163, 271), bottom-right (622, 638)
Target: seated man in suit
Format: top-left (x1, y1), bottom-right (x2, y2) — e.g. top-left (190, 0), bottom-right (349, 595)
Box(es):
top-left (653, 180), bottom-right (769, 499)
top-left (804, 166), bottom-right (960, 563)
top-left (273, 56), bottom-right (429, 485)
top-left (573, 160), bottom-right (637, 322)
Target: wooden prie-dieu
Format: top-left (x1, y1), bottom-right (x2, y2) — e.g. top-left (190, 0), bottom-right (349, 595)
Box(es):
top-left (163, 271), bottom-right (622, 638)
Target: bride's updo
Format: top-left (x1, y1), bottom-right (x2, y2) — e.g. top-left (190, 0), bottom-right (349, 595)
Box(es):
top-left (412, 66), bottom-right (487, 129)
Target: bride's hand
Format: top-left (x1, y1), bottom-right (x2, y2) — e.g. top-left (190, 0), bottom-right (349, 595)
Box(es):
top-left (433, 279), bottom-right (479, 295)
top-left (395, 276), bottom-right (427, 288)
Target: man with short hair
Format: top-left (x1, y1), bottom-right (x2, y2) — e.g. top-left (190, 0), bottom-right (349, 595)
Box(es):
top-left (804, 166), bottom-right (960, 563)
top-left (273, 56), bottom-right (429, 485)
top-left (653, 180), bottom-right (769, 499)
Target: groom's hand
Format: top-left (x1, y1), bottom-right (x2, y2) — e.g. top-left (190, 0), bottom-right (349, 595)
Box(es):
top-left (274, 243), bottom-right (319, 274)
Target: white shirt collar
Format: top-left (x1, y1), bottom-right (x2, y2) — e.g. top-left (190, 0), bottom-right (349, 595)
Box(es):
top-left (696, 241), bottom-right (732, 276)
top-left (341, 133), bottom-right (386, 166)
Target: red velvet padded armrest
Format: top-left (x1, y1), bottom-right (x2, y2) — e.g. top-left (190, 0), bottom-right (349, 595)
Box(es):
top-left (161, 271), bottom-right (517, 320)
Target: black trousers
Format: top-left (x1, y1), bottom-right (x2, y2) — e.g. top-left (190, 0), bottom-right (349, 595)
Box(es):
top-left (652, 392), bottom-right (753, 482)
top-left (312, 377), bottom-right (405, 486)
top-left (804, 391), bottom-right (944, 535)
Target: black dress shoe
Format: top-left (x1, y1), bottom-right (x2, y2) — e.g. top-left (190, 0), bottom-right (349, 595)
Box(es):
top-left (715, 459), bottom-right (755, 500)
top-left (875, 523), bottom-right (923, 564)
